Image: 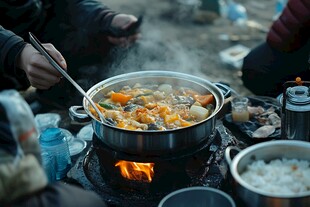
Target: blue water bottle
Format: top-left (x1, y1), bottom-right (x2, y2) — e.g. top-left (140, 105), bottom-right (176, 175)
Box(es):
top-left (41, 151), bottom-right (56, 182)
top-left (39, 128), bottom-right (72, 180)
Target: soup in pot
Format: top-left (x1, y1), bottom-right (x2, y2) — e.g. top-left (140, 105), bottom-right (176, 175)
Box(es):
top-left (89, 83), bottom-right (215, 130)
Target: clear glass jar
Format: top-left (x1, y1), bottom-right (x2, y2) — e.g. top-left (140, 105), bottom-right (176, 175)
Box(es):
top-left (231, 97), bottom-right (249, 122)
top-left (39, 128), bottom-right (72, 180)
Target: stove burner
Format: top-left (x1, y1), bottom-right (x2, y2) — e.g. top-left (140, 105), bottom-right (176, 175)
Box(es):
top-left (67, 122), bottom-right (245, 207)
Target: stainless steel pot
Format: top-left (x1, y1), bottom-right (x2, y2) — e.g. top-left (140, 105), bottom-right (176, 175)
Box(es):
top-left (225, 140), bottom-right (310, 207)
top-left (69, 70), bottom-right (230, 156)
top-left (158, 186), bottom-right (236, 207)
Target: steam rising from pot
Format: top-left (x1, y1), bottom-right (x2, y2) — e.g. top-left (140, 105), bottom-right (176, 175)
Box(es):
top-left (104, 18), bottom-right (206, 78)
top-left (74, 18), bottom-right (212, 102)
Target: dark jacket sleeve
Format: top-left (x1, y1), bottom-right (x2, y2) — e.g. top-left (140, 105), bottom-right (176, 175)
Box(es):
top-left (62, 0), bottom-right (117, 35)
top-left (41, 0), bottom-right (118, 66)
top-left (0, 26), bottom-right (27, 76)
top-left (266, 0), bottom-right (310, 52)
top-left (0, 26), bottom-right (29, 90)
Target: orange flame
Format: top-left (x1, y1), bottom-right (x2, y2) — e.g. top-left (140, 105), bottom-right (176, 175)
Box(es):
top-left (115, 160), bottom-right (155, 183)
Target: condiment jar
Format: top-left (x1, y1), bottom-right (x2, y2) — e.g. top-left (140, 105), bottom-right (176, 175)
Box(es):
top-left (231, 97), bottom-right (249, 122)
top-left (39, 128), bottom-right (72, 180)
top-left (278, 82), bottom-right (310, 141)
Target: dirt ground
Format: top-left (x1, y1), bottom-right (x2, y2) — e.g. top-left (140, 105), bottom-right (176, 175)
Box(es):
top-left (96, 0), bottom-right (278, 96)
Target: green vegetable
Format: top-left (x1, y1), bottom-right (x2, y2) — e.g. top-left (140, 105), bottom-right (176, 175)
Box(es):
top-left (98, 102), bottom-right (117, 109)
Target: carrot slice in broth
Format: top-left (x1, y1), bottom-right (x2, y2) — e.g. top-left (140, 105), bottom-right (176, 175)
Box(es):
top-left (111, 93), bottom-right (132, 106)
top-left (194, 94), bottom-right (214, 107)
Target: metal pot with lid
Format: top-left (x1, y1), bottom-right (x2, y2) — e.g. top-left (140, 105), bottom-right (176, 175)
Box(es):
top-left (278, 78), bottom-right (310, 141)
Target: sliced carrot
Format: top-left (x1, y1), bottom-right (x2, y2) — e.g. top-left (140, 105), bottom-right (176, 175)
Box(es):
top-left (111, 92), bottom-right (132, 106)
top-left (194, 94), bottom-right (214, 107)
top-left (180, 120), bottom-right (192, 127)
top-left (89, 103), bottom-right (105, 120)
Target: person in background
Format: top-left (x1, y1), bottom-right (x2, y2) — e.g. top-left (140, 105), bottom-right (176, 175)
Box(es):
top-left (241, 0), bottom-right (310, 97)
top-left (0, 0), bottom-right (140, 108)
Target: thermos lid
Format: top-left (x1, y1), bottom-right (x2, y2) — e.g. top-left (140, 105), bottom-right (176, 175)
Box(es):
top-left (280, 86), bottom-right (310, 112)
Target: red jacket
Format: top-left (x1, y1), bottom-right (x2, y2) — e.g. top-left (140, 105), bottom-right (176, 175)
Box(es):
top-left (267, 0), bottom-right (310, 52)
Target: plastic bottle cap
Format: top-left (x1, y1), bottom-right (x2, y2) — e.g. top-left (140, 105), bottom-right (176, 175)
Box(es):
top-left (39, 128), bottom-right (64, 146)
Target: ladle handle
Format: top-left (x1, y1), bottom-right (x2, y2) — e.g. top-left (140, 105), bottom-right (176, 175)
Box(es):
top-left (29, 32), bottom-right (106, 123)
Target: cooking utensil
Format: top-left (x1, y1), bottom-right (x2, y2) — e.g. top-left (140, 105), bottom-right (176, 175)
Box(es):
top-left (277, 78), bottom-right (310, 141)
top-left (28, 32), bottom-right (106, 124)
top-left (69, 70), bottom-right (231, 156)
top-left (158, 186), bottom-right (236, 207)
top-left (225, 140), bottom-right (310, 207)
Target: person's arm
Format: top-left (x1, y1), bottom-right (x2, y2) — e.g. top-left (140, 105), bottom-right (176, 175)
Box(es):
top-left (64, 0), bottom-right (140, 47)
top-left (267, 0), bottom-right (310, 52)
top-left (64, 0), bottom-right (115, 32)
top-left (0, 26), bottom-right (27, 78)
top-left (241, 41), bottom-right (310, 97)
top-left (242, 0), bottom-right (310, 97)
top-left (17, 43), bottom-right (67, 89)
top-left (0, 26), bottom-right (68, 90)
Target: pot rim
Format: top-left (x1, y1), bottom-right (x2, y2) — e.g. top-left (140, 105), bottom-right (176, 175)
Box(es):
top-left (83, 70), bottom-right (225, 133)
top-left (158, 186), bottom-right (236, 207)
top-left (230, 140), bottom-right (310, 198)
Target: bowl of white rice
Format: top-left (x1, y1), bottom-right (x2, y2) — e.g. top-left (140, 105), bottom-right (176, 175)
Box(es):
top-left (225, 140), bottom-right (310, 207)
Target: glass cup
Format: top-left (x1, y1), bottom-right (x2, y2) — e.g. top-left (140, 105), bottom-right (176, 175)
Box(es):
top-left (231, 97), bottom-right (249, 122)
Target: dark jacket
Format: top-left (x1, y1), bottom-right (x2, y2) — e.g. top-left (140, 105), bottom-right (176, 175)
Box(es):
top-left (0, 0), bottom-right (116, 90)
top-left (0, 26), bottom-right (28, 90)
top-left (241, 0), bottom-right (310, 97)
top-left (267, 0), bottom-right (310, 52)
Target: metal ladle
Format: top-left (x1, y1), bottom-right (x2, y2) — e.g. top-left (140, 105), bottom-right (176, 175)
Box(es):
top-left (29, 32), bottom-right (106, 124)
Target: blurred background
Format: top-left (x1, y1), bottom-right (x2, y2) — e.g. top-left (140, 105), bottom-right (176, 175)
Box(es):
top-left (92, 0), bottom-right (281, 96)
